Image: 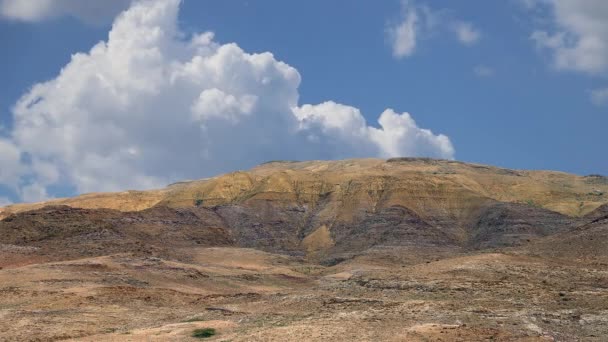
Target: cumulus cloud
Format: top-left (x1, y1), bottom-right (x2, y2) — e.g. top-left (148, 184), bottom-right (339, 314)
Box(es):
top-left (0, 138), bottom-right (23, 190)
top-left (293, 102), bottom-right (453, 159)
top-left (590, 88), bottom-right (608, 106)
top-left (529, 0), bottom-right (608, 75)
top-left (453, 21), bottom-right (481, 46)
top-left (0, 0), bottom-right (131, 24)
top-left (0, 0), bottom-right (454, 201)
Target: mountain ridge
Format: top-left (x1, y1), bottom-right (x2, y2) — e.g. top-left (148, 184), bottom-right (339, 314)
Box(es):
top-left (2, 158), bottom-right (607, 219)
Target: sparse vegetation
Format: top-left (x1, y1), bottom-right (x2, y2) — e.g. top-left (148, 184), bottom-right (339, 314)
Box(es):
top-left (194, 191), bottom-right (204, 207)
top-left (585, 174), bottom-right (608, 185)
top-left (183, 316), bottom-right (205, 322)
top-left (295, 265), bottom-right (317, 275)
top-left (525, 199), bottom-right (539, 207)
top-left (321, 257), bottom-right (347, 267)
top-left (192, 328), bottom-right (216, 338)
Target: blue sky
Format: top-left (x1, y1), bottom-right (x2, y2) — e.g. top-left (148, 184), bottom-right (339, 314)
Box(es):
top-left (0, 0), bottom-right (607, 204)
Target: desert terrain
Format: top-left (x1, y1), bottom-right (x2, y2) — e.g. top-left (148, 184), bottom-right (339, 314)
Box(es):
top-left (1, 158), bottom-right (607, 341)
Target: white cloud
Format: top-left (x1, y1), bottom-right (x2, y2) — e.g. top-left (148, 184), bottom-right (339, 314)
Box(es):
top-left (590, 88), bottom-right (608, 106)
top-left (0, 139), bottom-right (23, 190)
top-left (473, 65), bottom-right (495, 77)
top-left (386, 1), bottom-right (482, 58)
top-left (0, 0), bottom-right (131, 24)
top-left (370, 109), bottom-right (454, 158)
top-left (19, 183), bottom-right (49, 203)
top-left (529, 0), bottom-right (608, 75)
top-left (1, 0), bottom-right (454, 201)
top-left (387, 1), bottom-right (420, 58)
top-left (294, 102), bottom-right (453, 159)
top-left (191, 88), bottom-right (258, 124)
top-left (453, 21), bottom-right (481, 46)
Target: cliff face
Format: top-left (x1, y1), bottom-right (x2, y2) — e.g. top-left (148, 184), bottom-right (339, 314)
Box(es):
top-left (2, 158), bottom-right (606, 262)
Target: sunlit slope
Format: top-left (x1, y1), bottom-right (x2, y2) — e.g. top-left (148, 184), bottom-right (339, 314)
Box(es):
top-left (0, 190), bottom-right (165, 220)
top-left (2, 158), bottom-right (607, 220)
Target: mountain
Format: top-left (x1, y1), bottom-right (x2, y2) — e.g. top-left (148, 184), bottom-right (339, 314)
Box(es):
top-left (1, 158), bottom-right (606, 260)
top-left (4, 158), bottom-right (607, 219)
top-left (1, 158), bottom-right (608, 341)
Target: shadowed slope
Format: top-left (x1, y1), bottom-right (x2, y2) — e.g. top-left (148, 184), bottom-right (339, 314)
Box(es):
top-left (521, 205), bottom-right (608, 262)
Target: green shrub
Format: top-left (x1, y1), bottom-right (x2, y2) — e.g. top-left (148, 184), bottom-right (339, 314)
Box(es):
top-left (525, 199), bottom-right (538, 207)
top-left (192, 328), bottom-right (216, 338)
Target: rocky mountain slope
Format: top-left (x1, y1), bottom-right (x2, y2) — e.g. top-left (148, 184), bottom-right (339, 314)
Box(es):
top-left (3, 158), bottom-right (608, 220)
top-left (1, 158), bottom-right (608, 341)
top-left (522, 204), bottom-right (608, 262)
top-left (1, 158), bottom-right (606, 261)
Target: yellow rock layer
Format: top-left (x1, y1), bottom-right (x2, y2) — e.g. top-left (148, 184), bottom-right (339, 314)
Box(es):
top-left (2, 158), bottom-right (607, 220)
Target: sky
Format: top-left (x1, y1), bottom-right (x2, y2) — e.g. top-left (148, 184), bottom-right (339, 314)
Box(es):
top-left (0, 0), bottom-right (606, 205)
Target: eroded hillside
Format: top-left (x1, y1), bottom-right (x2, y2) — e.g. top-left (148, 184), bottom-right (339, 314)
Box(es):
top-left (4, 158), bottom-right (606, 219)
top-left (2, 159), bottom-right (607, 260)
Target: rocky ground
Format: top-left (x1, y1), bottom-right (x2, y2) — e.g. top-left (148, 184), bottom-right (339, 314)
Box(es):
top-left (1, 245), bottom-right (607, 341)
